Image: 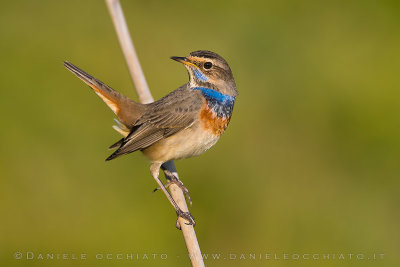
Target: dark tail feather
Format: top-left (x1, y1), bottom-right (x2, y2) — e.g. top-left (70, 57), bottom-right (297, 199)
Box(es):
top-left (64, 61), bottom-right (146, 127)
top-left (105, 152), bottom-right (120, 161)
top-left (109, 138), bottom-right (124, 149)
top-left (105, 146), bottom-right (127, 161)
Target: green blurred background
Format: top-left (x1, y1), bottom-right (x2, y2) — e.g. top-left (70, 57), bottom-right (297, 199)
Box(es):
top-left (1, 0), bottom-right (399, 266)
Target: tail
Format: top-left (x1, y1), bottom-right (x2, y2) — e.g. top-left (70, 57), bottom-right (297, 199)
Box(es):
top-left (64, 61), bottom-right (146, 128)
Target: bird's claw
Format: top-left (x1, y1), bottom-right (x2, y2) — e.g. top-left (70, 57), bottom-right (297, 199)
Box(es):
top-left (153, 176), bottom-right (192, 206)
top-left (168, 177), bottom-right (192, 206)
top-left (175, 209), bottom-right (195, 230)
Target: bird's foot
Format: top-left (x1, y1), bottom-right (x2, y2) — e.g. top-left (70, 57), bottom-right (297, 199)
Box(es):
top-left (175, 208), bottom-right (195, 230)
top-left (153, 175), bottom-right (192, 206)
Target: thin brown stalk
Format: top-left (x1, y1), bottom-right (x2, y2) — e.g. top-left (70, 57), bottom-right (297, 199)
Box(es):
top-left (105, 1), bottom-right (205, 266)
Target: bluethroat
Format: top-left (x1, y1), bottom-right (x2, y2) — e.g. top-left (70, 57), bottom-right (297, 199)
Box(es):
top-left (64, 50), bottom-right (237, 226)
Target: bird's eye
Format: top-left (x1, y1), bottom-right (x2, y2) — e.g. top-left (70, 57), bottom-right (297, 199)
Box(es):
top-left (204, 62), bottom-right (212, 69)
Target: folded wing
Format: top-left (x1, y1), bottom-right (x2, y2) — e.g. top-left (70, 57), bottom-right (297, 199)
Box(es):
top-left (106, 86), bottom-right (203, 160)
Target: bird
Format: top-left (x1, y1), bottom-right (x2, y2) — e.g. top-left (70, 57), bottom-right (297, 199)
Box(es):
top-left (64, 50), bottom-right (237, 227)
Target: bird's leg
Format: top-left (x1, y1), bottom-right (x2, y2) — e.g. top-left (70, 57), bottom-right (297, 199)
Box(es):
top-left (150, 163), bottom-right (195, 229)
top-left (153, 169), bottom-right (192, 206)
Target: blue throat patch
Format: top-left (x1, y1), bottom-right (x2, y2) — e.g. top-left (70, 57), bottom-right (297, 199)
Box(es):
top-left (193, 69), bottom-right (208, 82)
top-left (193, 87), bottom-right (235, 118)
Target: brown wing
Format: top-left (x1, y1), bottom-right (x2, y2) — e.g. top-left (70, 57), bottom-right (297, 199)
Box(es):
top-left (106, 85), bottom-right (203, 161)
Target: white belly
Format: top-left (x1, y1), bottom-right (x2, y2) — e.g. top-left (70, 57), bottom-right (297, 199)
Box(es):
top-left (142, 124), bottom-right (220, 163)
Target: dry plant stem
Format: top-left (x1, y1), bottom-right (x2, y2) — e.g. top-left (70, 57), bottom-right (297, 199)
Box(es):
top-left (161, 161), bottom-right (204, 266)
top-left (105, 0), bottom-right (152, 104)
top-left (105, 1), bottom-right (205, 266)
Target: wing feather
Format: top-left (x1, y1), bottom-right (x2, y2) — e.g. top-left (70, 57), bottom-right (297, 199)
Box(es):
top-left (106, 85), bottom-right (203, 161)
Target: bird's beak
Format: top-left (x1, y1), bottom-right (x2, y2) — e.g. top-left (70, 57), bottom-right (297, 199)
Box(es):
top-left (170, 56), bottom-right (197, 68)
top-left (170, 56), bottom-right (187, 63)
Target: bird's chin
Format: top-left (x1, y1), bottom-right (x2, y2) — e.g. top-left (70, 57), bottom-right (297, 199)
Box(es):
top-left (189, 79), bottom-right (198, 88)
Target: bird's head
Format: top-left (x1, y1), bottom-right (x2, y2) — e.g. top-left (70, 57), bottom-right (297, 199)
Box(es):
top-left (171, 50), bottom-right (237, 96)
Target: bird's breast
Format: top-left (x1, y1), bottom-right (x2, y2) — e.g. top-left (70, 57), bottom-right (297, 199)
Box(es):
top-left (198, 87), bottom-right (235, 136)
top-left (143, 87), bottom-right (236, 163)
top-left (200, 102), bottom-right (232, 136)
top-left (142, 122), bottom-right (220, 162)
